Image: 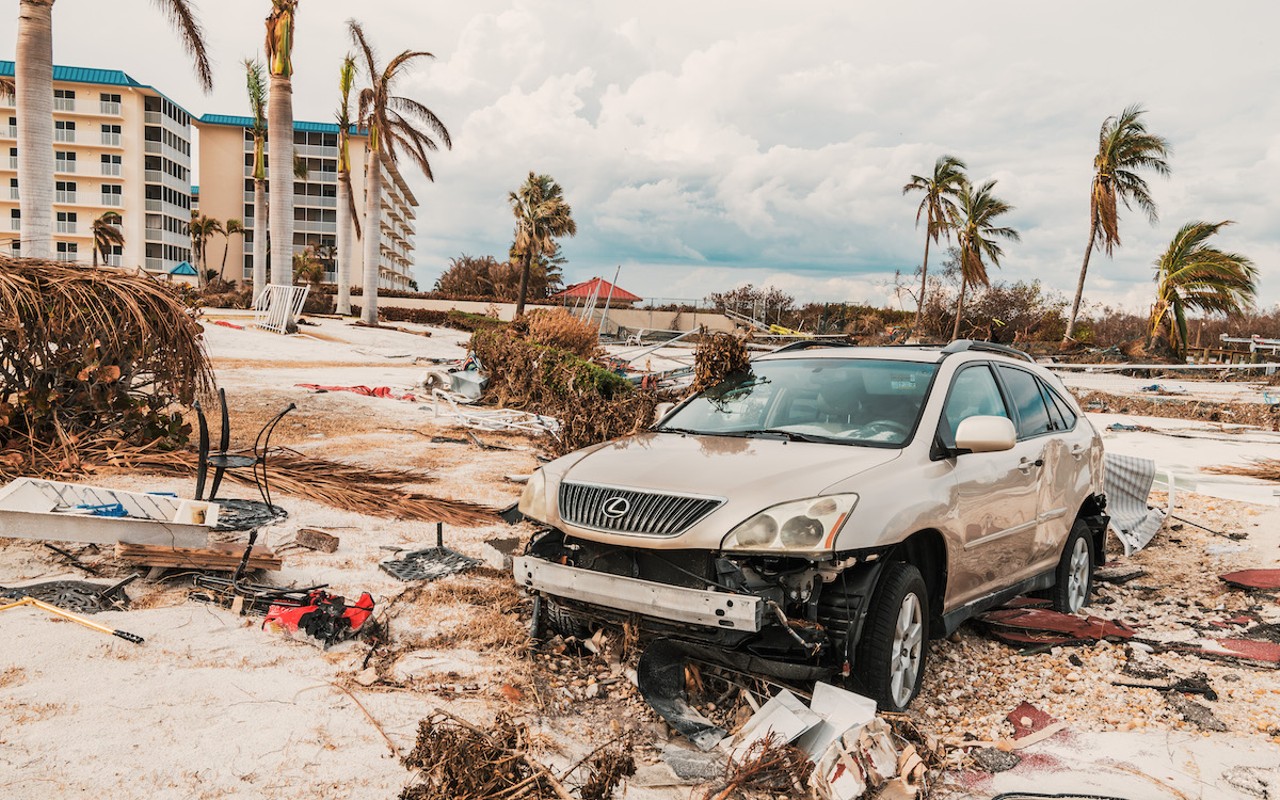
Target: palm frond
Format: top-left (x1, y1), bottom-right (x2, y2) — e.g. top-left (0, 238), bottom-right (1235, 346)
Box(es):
top-left (152, 0), bottom-right (213, 92)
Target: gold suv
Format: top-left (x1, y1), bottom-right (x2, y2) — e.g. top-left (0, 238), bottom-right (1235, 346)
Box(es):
top-left (514, 340), bottom-right (1108, 711)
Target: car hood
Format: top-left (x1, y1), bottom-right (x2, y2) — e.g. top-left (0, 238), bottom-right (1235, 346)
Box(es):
top-left (542, 431), bottom-right (901, 550)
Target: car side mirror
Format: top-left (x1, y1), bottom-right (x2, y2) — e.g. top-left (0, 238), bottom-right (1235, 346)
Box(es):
top-left (652, 402), bottom-right (675, 426)
top-left (954, 416), bottom-right (1016, 453)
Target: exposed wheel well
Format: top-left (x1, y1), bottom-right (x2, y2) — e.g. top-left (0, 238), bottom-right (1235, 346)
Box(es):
top-left (887, 530), bottom-right (947, 636)
top-left (1077, 493), bottom-right (1109, 566)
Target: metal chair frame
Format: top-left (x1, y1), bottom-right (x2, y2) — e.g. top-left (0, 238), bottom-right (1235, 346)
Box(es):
top-left (195, 388), bottom-right (296, 512)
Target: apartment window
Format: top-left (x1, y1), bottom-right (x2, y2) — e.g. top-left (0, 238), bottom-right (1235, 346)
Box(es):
top-left (4, 116), bottom-right (14, 138)
top-left (54, 120), bottom-right (76, 142)
top-left (53, 88), bottom-right (75, 111)
top-left (8, 208), bottom-right (18, 231)
top-left (99, 93), bottom-right (121, 115)
top-left (102, 184), bottom-right (122, 206)
top-left (55, 241), bottom-right (78, 262)
top-left (7, 178), bottom-right (16, 200)
top-left (55, 180), bottom-right (77, 203)
top-left (101, 153), bottom-right (122, 176)
top-left (101, 124), bottom-right (121, 147)
top-left (7, 147), bottom-right (15, 170)
top-left (55, 151), bottom-right (76, 173)
top-left (105, 244), bottom-right (123, 267)
top-left (56, 211), bottom-right (77, 234)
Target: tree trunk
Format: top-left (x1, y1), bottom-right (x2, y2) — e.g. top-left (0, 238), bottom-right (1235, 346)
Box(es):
top-left (336, 170), bottom-right (352, 315)
top-left (268, 74), bottom-right (294, 286)
top-left (1063, 220), bottom-right (1099, 343)
top-left (219, 236), bottom-right (229, 283)
top-left (951, 278), bottom-right (967, 341)
top-left (16, 0), bottom-right (54, 258)
top-left (913, 228), bottom-right (932, 333)
top-left (252, 179), bottom-right (267, 296)
top-left (514, 251), bottom-right (532, 317)
top-left (92, 245), bottom-right (98, 267)
top-left (361, 151), bottom-right (382, 326)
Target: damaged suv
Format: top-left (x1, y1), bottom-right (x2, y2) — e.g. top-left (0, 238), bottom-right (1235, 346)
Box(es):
top-left (513, 340), bottom-right (1108, 710)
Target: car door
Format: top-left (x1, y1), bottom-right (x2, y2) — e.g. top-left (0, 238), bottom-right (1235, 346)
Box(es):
top-left (1031, 376), bottom-right (1092, 573)
top-left (940, 363), bottom-right (1042, 606)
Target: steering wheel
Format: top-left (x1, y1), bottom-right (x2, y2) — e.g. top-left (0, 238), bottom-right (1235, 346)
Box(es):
top-left (862, 420), bottom-right (910, 437)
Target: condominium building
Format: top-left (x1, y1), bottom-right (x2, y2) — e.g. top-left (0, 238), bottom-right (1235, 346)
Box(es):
top-left (0, 61), bottom-right (193, 275)
top-left (194, 115), bottom-right (417, 290)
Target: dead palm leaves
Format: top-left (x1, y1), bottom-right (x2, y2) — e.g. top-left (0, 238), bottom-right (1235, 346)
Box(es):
top-left (693, 331), bottom-right (749, 393)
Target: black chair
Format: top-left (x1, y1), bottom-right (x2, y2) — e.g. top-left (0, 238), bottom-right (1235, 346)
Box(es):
top-left (194, 388), bottom-right (296, 512)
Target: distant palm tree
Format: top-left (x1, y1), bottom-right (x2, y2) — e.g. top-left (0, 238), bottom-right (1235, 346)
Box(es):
top-left (14, 0), bottom-right (211, 258)
top-left (952, 180), bottom-right (1020, 340)
top-left (292, 247), bottom-right (324, 288)
top-left (1064, 104), bottom-right (1171, 343)
top-left (219, 219), bottom-right (245, 283)
top-left (903, 155), bottom-right (967, 331)
top-left (244, 59), bottom-right (269, 293)
top-left (90, 211), bottom-right (124, 267)
top-left (510, 172), bottom-right (577, 316)
top-left (349, 20), bottom-right (452, 325)
top-left (189, 214), bottom-right (223, 287)
top-left (1149, 221), bottom-right (1256, 358)
top-left (335, 53), bottom-right (360, 316)
top-left (266, 0), bottom-right (298, 286)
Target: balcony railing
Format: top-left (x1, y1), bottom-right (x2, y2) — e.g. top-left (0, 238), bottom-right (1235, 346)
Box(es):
top-left (3, 125), bottom-right (15, 138)
top-left (101, 133), bottom-right (121, 147)
top-left (54, 129), bottom-right (75, 143)
top-left (102, 193), bottom-right (122, 207)
top-left (55, 191), bottom-right (76, 203)
top-left (55, 160), bottom-right (76, 174)
top-left (56, 221), bottom-right (76, 234)
top-left (144, 141), bottom-right (161, 154)
top-left (100, 102), bottom-right (121, 115)
top-left (7, 187), bottom-right (16, 200)
top-left (101, 162), bottom-right (121, 176)
top-left (145, 258), bottom-right (166, 272)
top-left (8, 157), bottom-right (17, 169)
top-left (53, 98), bottom-right (75, 112)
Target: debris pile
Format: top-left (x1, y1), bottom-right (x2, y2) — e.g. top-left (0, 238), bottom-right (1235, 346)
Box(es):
top-left (692, 331), bottom-right (750, 393)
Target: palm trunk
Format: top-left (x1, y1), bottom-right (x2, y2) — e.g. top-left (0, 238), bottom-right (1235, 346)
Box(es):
top-left (16, 0), bottom-right (54, 258)
top-left (514, 252), bottom-right (532, 317)
top-left (219, 238), bottom-right (229, 282)
top-left (361, 152), bottom-right (383, 325)
top-left (913, 230), bottom-right (932, 333)
top-left (336, 170), bottom-right (352, 315)
top-left (268, 75), bottom-right (294, 286)
top-left (951, 278), bottom-right (967, 341)
top-left (92, 246), bottom-right (99, 267)
top-left (252, 179), bottom-right (268, 295)
top-left (1063, 220), bottom-right (1098, 344)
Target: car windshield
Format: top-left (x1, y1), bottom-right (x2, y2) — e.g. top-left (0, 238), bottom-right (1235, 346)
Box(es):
top-left (658, 357), bottom-right (939, 447)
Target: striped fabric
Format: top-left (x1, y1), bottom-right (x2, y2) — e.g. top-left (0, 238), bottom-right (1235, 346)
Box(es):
top-left (1103, 453), bottom-right (1168, 556)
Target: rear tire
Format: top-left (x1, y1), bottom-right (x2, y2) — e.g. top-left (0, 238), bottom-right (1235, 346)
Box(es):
top-left (1049, 520), bottom-right (1094, 613)
top-left (853, 562), bottom-right (929, 712)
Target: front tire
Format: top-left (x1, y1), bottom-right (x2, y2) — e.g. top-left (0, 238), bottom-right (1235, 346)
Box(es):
top-left (853, 562), bottom-right (929, 712)
top-left (1050, 520), bottom-right (1094, 613)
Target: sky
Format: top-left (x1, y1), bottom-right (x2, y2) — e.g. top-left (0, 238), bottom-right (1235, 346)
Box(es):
top-left (31, 1), bottom-right (1280, 311)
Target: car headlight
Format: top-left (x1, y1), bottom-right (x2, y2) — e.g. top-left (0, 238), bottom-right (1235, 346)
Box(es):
top-left (721, 494), bottom-right (858, 552)
top-left (518, 469), bottom-right (549, 522)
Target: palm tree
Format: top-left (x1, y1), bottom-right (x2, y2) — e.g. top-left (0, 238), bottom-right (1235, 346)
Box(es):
top-left (244, 59), bottom-right (269, 294)
top-left (218, 219), bottom-right (245, 283)
top-left (903, 155), bottom-right (967, 332)
top-left (15, 0), bottom-right (211, 259)
top-left (266, 0), bottom-right (298, 287)
top-left (1149, 221), bottom-right (1256, 358)
top-left (335, 53), bottom-right (360, 316)
top-left (349, 20), bottom-right (452, 326)
top-left (90, 211), bottom-right (124, 267)
top-left (1063, 104), bottom-right (1171, 343)
top-left (189, 214), bottom-right (223, 287)
top-left (951, 180), bottom-right (1020, 340)
top-left (292, 247), bottom-right (325, 288)
top-left (509, 172), bottom-right (577, 316)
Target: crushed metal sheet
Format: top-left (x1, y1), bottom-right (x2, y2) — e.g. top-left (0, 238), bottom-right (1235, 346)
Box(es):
top-left (212, 498), bottom-right (288, 531)
top-left (1103, 453), bottom-right (1169, 555)
top-left (430, 388), bottom-right (560, 436)
top-left (1220, 569), bottom-right (1280, 591)
top-left (979, 607), bottom-right (1136, 646)
top-left (0, 577), bottom-right (133, 614)
top-left (1005, 701), bottom-right (1058, 740)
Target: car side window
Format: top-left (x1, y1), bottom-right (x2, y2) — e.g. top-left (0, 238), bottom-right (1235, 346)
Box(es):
top-left (1038, 380), bottom-right (1067, 431)
top-left (942, 365), bottom-right (1009, 443)
top-left (1044, 384), bottom-right (1078, 430)
top-left (997, 366), bottom-right (1053, 439)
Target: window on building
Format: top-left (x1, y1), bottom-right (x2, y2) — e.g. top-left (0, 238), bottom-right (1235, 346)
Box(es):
top-left (6, 146), bottom-right (15, 170)
top-left (5, 116), bottom-right (14, 137)
top-left (101, 124), bottom-right (122, 147)
top-left (7, 177), bottom-right (16, 200)
top-left (100, 93), bottom-right (122, 114)
top-left (56, 211), bottom-right (77, 233)
top-left (55, 180), bottom-right (77, 203)
top-left (54, 120), bottom-right (76, 142)
top-left (101, 153), bottom-right (122, 176)
top-left (8, 208), bottom-right (19, 231)
top-left (53, 88), bottom-right (75, 111)
top-left (54, 151), bottom-right (76, 173)
top-left (55, 241), bottom-right (78, 262)
top-left (102, 184), bottom-right (122, 206)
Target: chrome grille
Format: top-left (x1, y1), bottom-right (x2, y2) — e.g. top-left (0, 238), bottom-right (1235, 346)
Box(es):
top-left (558, 482), bottom-right (724, 536)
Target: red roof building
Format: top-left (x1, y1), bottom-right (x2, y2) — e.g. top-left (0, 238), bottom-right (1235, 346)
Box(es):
top-left (549, 277), bottom-right (643, 305)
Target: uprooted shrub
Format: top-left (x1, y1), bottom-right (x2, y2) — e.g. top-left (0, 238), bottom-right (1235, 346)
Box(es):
top-left (693, 330), bottom-right (750, 393)
top-left (470, 327), bottom-right (664, 455)
top-left (516, 307), bottom-right (601, 359)
top-left (0, 256), bottom-right (214, 477)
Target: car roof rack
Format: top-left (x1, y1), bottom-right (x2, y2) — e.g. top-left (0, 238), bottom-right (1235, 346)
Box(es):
top-left (768, 339), bottom-right (856, 354)
top-left (941, 339), bottom-right (1035, 363)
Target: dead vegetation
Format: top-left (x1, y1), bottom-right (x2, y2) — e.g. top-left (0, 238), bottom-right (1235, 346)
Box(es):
top-left (1206, 458), bottom-right (1280, 482)
top-left (1073, 388), bottom-right (1280, 429)
top-left (520, 308), bottom-right (601, 359)
top-left (693, 330), bottom-right (750, 393)
top-left (701, 735), bottom-right (814, 800)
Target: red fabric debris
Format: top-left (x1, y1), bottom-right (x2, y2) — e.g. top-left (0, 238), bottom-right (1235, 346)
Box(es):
top-left (1209, 639), bottom-right (1280, 665)
top-left (1220, 570), bottom-right (1280, 591)
top-left (979, 608), bottom-right (1136, 643)
top-left (295, 383), bottom-right (417, 402)
top-left (212, 320), bottom-right (244, 330)
top-left (1005, 701), bottom-right (1058, 739)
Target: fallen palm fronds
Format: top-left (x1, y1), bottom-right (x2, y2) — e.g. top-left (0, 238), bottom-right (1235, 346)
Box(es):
top-left (79, 440), bottom-right (496, 527)
top-left (399, 710), bottom-right (632, 800)
top-left (693, 331), bottom-right (749, 393)
top-left (1206, 458), bottom-right (1280, 483)
top-left (1073, 389), bottom-right (1279, 430)
top-left (702, 734), bottom-right (813, 800)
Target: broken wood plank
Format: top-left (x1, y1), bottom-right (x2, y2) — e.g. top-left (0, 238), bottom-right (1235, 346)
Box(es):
top-left (294, 528), bottom-right (340, 553)
top-left (115, 542), bottom-right (281, 571)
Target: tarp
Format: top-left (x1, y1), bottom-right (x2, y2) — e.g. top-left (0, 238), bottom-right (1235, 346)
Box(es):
top-left (1103, 453), bottom-right (1168, 556)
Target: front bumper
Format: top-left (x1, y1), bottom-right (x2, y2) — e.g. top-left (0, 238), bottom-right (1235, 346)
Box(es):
top-left (512, 556), bottom-right (764, 632)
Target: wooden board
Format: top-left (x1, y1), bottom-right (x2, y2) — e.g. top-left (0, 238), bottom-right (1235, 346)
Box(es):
top-left (115, 542), bottom-right (282, 571)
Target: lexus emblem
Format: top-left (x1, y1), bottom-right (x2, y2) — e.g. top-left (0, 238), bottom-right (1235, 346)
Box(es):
top-left (602, 496), bottom-right (631, 519)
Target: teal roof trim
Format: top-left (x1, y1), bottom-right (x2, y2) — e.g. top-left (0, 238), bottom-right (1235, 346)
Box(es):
top-left (198, 113), bottom-right (362, 136)
top-left (0, 60), bottom-right (193, 119)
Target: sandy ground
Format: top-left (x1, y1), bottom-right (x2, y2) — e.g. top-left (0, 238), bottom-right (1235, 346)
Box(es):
top-left (1, 318), bottom-right (1278, 799)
